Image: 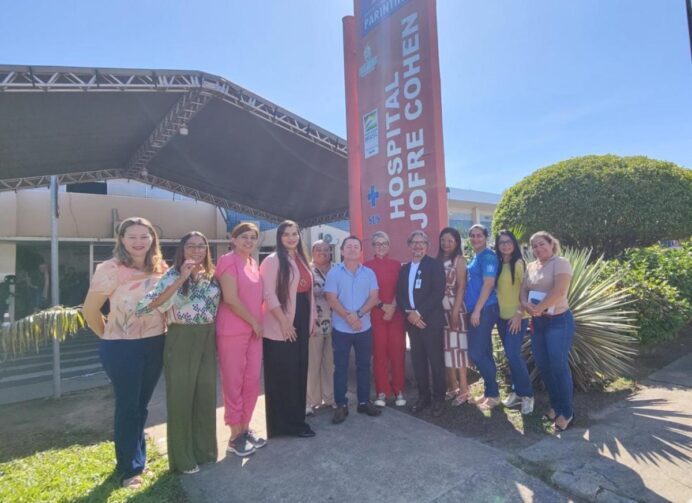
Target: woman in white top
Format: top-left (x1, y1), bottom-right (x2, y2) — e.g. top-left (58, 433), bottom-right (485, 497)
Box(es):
top-left (521, 231), bottom-right (575, 432)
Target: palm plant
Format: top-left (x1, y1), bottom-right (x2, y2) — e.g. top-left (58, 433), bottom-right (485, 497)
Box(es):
top-left (0, 306), bottom-right (86, 361)
top-left (522, 247), bottom-right (638, 390)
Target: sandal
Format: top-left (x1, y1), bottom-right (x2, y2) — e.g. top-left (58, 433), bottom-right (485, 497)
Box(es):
top-left (542, 409), bottom-right (557, 422)
top-left (445, 389), bottom-right (460, 401)
top-left (468, 395), bottom-right (487, 405)
top-left (554, 414), bottom-right (575, 432)
top-left (477, 396), bottom-right (501, 410)
top-left (122, 475), bottom-right (143, 489)
top-left (451, 392), bottom-right (469, 407)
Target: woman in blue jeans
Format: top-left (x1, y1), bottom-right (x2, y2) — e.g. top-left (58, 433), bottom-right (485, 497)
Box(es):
top-left (494, 230), bottom-right (534, 415)
top-left (83, 217), bottom-right (167, 488)
top-left (521, 231), bottom-right (575, 432)
top-left (464, 224), bottom-right (501, 410)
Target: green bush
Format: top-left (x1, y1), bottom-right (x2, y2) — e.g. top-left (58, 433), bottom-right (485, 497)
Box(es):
top-left (603, 241), bottom-right (692, 345)
top-left (493, 155), bottom-right (692, 257)
top-left (624, 239), bottom-right (692, 303)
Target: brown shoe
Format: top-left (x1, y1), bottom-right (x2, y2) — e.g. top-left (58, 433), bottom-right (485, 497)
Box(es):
top-left (332, 404), bottom-right (348, 424)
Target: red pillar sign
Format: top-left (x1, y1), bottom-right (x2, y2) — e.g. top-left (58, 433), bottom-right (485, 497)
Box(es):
top-left (344, 0), bottom-right (447, 261)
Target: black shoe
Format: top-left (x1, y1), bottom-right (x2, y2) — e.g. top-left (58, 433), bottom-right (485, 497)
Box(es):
top-left (357, 402), bottom-right (382, 416)
top-left (332, 405), bottom-right (349, 424)
top-left (432, 401), bottom-right (445, 417)
top-left (410, 399), bottom-right (431, 413)
top-left (296, 425), bottom-right (316, 438)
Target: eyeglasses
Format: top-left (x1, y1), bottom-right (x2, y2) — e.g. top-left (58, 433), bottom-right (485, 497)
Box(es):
top-left (373, 242), bottom-right (389, 247)
top-left (498, 240), bottom-right (513, 245)
top-left (184, 244), bottom-right (207, 250)
top-left (410, 240), bottom-right (427, 245)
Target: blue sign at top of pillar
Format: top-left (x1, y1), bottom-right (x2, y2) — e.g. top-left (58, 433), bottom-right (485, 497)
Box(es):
top-left (359, 0), bottom-right (411, 35)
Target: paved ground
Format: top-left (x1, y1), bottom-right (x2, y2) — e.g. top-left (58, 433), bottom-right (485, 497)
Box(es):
top-left (142, 350), bottom-right (692, 503)
top-left (147, 389), bottom-right (565, 503)
top-left (518, 353), bottom-right (692, 503)
top-left (8, 336), bottom-right (688, 502)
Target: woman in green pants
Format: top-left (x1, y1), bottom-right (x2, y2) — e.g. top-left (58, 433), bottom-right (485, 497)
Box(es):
top-left (137, 231), bottom-right (221, 474)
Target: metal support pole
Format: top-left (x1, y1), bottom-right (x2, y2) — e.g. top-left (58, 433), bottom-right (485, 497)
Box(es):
top-left (50, 176), bottom-right (61, 398)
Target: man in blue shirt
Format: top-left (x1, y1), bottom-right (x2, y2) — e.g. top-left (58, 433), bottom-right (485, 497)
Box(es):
top-left (325, 235), bottom-right (381, 424)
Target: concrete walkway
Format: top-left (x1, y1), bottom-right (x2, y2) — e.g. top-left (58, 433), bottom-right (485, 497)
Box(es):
top-left (143, 352), bottom-right (692, 503)
top-left (145, 376), bottom-right (564, 502)
top-left (147, 391), bottom-right (564, 503)
top-left (519, 353), bottom-right (692, 503)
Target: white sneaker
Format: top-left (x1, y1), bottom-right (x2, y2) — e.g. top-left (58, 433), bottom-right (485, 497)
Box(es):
top-left (521, 396), bottom-right (535, 415)
top-left (395, 392), bottom-right (407, 407)
top-left (502, 392), bottom-right (521, 408)
top-left (374, 393), bottom-right (387, 407)
top-left (305, 405), bottom-right (315, 416)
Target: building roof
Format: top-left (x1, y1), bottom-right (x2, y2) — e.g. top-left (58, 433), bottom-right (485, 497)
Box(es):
top-left (0, 65), bottom-right (348, 226)
top-left (447, 187), bottom-right (501, 205)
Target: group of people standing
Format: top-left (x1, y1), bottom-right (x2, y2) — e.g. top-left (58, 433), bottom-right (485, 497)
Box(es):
top-left (82, 216), bottom-right (575, 489)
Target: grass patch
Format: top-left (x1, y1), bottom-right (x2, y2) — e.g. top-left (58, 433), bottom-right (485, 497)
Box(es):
top-left (604, 377), bottom-right (637, 393)
top-left (0, 436), bottom-right (186, 503)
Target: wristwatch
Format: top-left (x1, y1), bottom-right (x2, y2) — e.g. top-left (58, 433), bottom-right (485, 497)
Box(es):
top-left (356, 309), bottom-right (364, 319)
top-left (377, 301), bottom-right (384, 309)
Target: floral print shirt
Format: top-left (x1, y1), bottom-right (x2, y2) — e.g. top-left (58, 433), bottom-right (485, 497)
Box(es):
top-left (89, 259), bottom-right (166, 340)
top-left (311, 262), bottom-right (333, 337)
top-left (136, 267), bottom-right (221, 325)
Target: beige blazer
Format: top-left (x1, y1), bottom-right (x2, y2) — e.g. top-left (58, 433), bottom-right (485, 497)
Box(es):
top-left (259, 252), bottom-right (317, 341)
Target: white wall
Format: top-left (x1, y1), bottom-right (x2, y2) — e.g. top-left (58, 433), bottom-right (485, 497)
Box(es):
top-left (9, 191), bottom-right (225, 240)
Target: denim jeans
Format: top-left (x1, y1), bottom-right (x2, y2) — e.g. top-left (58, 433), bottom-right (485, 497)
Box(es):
top-left (467, 302), bottom-right (500, 398)
top-left (497, 318), bottom-right (534, 397)
top-left (531, 310), bottom-right (575, 419)
top-left (99, 335), bottom-right (164, 481)
top-left (332, 328), bottom-right (372, 406)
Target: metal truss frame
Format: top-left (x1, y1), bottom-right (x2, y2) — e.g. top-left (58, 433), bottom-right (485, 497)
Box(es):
top-left (0, 65), bottom-right (349, 226)
top-left (0, 66), bottom-right (348, 157)
top-left (133, 173), bottom-right (288, 224)
top-left (299, 208), bottom-right (350, 228)
top-left (124, 90), bottom-right (212, 178)
top-left (0, 169), bottom-right (121, 191)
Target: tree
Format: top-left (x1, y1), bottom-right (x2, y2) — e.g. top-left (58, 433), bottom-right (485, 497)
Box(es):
top-left (492, 155), bottom-right (692, 257)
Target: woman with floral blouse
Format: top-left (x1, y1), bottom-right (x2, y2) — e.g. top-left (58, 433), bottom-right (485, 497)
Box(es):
top-left (83, 217), bottom-right (167, 488)
top-left (137, 231), bottom-right (220, 474)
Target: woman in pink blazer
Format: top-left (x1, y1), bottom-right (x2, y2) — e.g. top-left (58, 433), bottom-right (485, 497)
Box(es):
top-left (260, 220), bottom-right (317, 438)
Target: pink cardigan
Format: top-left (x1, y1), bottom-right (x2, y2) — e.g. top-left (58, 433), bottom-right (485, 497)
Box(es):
top-left (259, 252), bottom-right (317, 341)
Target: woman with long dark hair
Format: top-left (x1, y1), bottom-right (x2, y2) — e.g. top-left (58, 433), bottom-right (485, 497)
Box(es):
top-left (260, 220), bottom-right (317, 438)
top-left (137, 231), bottom-right (220, 473)
top-left (83, 217), bottom-right (167, 488)
top-left (436, 227), bottom-right (471, 406)
top-left (215, 222), bottom-right (265, 457)
top-left (494, 230), bottom-right (534, 415)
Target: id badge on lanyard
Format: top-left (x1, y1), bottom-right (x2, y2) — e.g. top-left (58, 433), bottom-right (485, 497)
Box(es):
top-left (414, 270), bottom-right (422, 289)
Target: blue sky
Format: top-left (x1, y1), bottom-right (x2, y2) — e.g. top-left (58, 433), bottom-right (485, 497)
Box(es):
top-left (2, 0), bottom-right (690, 193)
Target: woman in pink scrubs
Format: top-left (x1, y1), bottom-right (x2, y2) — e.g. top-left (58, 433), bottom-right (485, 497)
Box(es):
top-left (215, 222), bottom-right (265, 457)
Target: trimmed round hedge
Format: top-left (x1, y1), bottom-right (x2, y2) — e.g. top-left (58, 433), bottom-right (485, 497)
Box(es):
top-left (492, 155), bottom-right (692, 257)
